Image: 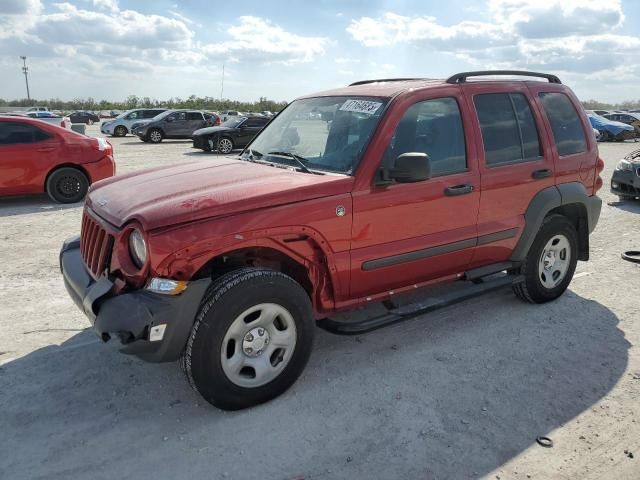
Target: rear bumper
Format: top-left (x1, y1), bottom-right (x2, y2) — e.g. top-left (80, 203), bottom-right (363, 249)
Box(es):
top-left (611, 168), bottom-right (640, 198)
top-left (59, 236), bottom-right (210, 362)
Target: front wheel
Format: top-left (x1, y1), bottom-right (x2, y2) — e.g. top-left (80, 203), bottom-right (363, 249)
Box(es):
top-left (113, 125), bottom-right (127, 137)
top-left (45, 167), bottom-right (89, 203)
top-left (513, 215), bottom-right (578, 304)
top-left (181, 268), bottom-right (314, 410)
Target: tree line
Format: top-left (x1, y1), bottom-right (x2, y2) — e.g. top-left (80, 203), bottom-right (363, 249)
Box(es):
top-left (0, 95), bottom-right (288, 112)
top-left (3, 94), bottom-right (640, 112)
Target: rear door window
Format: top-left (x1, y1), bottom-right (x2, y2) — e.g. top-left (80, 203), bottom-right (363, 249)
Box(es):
top-left (474, 93), bottom-right (542, 166)
top-left (538, 92), bottom-right (587, 156)
top-left (244, 118), bottom-right (267, 128)
top-left (187, 112), bottom-right (203, 121)
top-left (0, 122), bottom-right (51, 145)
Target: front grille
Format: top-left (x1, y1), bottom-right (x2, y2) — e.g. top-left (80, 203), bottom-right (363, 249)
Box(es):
top-left (80, 211), bottom-right (114, 278)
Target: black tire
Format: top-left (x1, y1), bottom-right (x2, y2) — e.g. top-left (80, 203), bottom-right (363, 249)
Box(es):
top-left (217, 136), bottom-right (234, 154)
top-left (45, 167), bottom-right (89, 203)
top-left (599, 130), bottom-right (610, 142)
top-left (114, 125), bottom-right (127, 137)
top-left (148, 128), bottom-right (164, 143)
top-left (513, 215), bottom-right (578, 304)
top-left (181, 267), bottom-right (314, 410)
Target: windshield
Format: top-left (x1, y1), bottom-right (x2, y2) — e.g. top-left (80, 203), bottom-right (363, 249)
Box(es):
top-left (245, 96), bottom-right (388, 174)
top-left (223, 117), bottom-right (245, 128)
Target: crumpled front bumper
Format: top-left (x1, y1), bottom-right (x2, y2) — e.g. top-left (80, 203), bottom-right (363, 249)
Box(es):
top-left (611, 167), bottom-right (640, 198)
top-left (59, 236), bottom-right (210, 362)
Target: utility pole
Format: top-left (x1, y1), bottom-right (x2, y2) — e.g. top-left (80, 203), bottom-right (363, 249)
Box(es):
top-left (20, 56), bottom-right (31, 101)
top-left (220, 64), bottom-right (225, 100)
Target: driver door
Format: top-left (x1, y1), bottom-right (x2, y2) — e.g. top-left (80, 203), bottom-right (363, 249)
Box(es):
top-left (349, 91), bottom-right (480, 298)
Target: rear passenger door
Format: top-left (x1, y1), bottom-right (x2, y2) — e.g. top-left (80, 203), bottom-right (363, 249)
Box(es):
top-left (531, 86), bottom-right (596, 190)
top-left (186, 111), bottom-right (206, 135)
top-left (462, 84), bottom-right (556, 269)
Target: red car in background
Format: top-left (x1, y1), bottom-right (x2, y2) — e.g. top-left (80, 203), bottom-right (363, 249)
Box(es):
top-left (0, 116), bottom-right (115, 203)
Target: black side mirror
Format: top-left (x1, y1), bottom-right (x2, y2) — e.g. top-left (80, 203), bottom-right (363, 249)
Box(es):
top-left (166, 117), bottom-right (173, 122)
top-left (385, 152), bottom-right (432, 183)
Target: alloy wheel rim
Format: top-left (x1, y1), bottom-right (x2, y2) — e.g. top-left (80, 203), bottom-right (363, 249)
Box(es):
top-left (150, 130), bottom-right (161, 142)
top-left (220, 303), bottom-right (297, 388)
top-left (219, 138), bottom-right (232, 153)
top-left (538, 234), bottom-right (571, 289)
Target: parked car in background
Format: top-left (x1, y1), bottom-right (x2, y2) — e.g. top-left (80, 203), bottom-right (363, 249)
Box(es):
top-left (592, 109), bottom-right (611, 116)
top-left (192, 115), bottom-right (269, 153)
top-left (586, 112), bottom-right (635, 141)
top-left (219, 110), bottom-right (243, 122)
top-left (204, 111), bottom-right (222, 126)
top-left (0, 115), bottom-right (115, 203)
top-left (69, 111), bottom-right (100, 125)
top-left (100, 108), bottom-right (167, 137)
top-left (25, 111), bottom-right (71, 129)
top-left (261, 111), bottom-right (274, 118)
top-left (132, 109), bottom-right (213, 143)
top-left (27, 106), bottom-right (49, 112)
top-left (604, 112), bottom-right (640, 137)
top-left (611, 148), bottom-right (640, 201)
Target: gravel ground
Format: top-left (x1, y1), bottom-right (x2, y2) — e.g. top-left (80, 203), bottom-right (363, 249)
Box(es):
top-left (0, 126), bottom-right (639, 480)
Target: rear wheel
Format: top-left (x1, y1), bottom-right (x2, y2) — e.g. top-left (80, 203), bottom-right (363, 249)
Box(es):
top-left (114, 125), bottom-right (127, 137)
top-left (181, 268), bottom-right (314, 410)
top-left (599, 130), bottom-right (610, 142)
top-left (148, 128), bottom-right (163, 143)
top-left (46, 167), bottom-right (89, 203)
top-left (513, 215), bottom-right (578, 304)
top-left (217, 137), bottom-right (234, 154)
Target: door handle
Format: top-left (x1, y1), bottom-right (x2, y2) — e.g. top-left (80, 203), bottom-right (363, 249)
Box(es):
top-left (531, 169), bottom-right (552, 179)
top-left (444, 184), bottom-right (474, 196)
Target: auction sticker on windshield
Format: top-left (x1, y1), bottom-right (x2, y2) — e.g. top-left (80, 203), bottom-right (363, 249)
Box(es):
top-left (339, 99), bottom-right (382, 115)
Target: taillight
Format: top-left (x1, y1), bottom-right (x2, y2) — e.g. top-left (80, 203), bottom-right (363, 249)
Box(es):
top-left (215, 117), bottom-right (221, 126)
top-left (594, 157), bottom-right (605, 192)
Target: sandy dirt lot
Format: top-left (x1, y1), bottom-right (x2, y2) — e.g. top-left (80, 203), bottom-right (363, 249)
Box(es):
top-left (0, 126), bottom-right (639, 480)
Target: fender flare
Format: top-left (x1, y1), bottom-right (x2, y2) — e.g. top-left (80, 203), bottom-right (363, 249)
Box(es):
top-left (510, 183), bottom-right (601, 262)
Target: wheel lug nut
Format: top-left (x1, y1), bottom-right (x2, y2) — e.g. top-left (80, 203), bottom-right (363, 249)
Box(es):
top-left (246, 333), bottom-right (254, 342)
top-left (245, 347), bottom-right (253, 353)
top-left (265, 338), bottom-right (269, 345)
top-left (258, 328), bottom-right (265, 336)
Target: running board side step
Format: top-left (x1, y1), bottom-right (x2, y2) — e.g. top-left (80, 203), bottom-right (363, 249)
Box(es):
top-left (317, 273), bottom-right (522, 336)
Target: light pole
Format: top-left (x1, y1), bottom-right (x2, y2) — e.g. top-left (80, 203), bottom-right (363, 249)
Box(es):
top-left (20, 56), bottom-right (31, 101)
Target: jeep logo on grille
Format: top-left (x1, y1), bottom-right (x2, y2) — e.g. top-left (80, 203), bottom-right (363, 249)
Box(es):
top-left (97, 198), bottom-right (108, 207)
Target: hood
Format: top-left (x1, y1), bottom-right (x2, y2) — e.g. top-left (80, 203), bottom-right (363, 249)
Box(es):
top-left (87, 157), bottom-right (354, 230)
top-left (193, 126), bottom-right (232, 136)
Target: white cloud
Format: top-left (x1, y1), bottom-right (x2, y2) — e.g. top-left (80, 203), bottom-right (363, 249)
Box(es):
top-left (202, 16), bottom-right (328, 65)
top-left (91, 0), bottom-right (118, 13)
top-left (347, 0), bottom-right (636, 80)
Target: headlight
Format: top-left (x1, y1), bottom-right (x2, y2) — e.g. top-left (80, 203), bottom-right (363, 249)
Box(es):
top-left (128, 229), bottom-right (147, 267)
top-left (616, 159), bottom-right (633, 171)
top-left (146, 278), bottom-right (188, 295)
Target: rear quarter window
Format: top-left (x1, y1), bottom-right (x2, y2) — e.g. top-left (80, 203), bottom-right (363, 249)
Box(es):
top-left (538, 92), bottom-right (587, 156)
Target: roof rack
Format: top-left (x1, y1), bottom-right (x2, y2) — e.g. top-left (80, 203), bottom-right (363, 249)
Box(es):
top-left (446, 70), bottom-right (561, 84)
top-left (349, 78), bottom-right (426, 86)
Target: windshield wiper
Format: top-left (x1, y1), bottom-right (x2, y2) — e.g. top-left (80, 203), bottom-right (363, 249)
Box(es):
top-left (267, 151), bottom-right (317, 174)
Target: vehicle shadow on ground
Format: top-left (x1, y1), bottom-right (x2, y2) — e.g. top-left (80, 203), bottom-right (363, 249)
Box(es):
top-left (609, 199), bottom-right (640, 214)
top-left (0, 289), bottom-right (629, 479)
top-left (0, 195), bottom-right (81, 218)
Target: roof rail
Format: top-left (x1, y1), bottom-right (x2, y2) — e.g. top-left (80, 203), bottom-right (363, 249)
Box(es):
top-left (446, 70), bottom-right (561, 84)
top-left (349, 78), bottom-right (426, 86)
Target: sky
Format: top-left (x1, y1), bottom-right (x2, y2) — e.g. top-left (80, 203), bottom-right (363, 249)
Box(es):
top-left (1, 0), bottom-right (640, 103)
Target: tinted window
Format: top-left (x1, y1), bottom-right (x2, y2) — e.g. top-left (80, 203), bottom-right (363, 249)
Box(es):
top-left (383, 97), bottom-right (466, 177)
top-left (539, 92), bottom-right (587, 156)
top-left (187, 112), bottom-right (203, 121)
top-left (474, 93), bottom-right (541, 166)
top-left (126, 111), bottom-right (141, 120)
top-left (244, 118), bottom-right (267, 128)
top-left (168, 112), bottom-right (187, 121)
top-left (0, 122), bottom-right (50, 145)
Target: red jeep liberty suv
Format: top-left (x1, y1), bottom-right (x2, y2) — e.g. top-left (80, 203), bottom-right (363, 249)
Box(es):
top-left (60, 71), bottom-right (603, 410)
